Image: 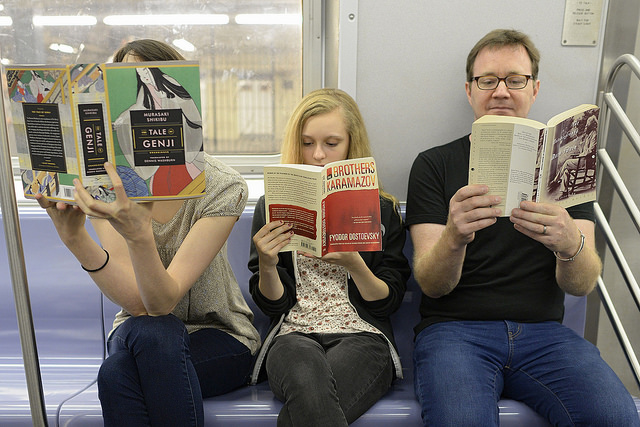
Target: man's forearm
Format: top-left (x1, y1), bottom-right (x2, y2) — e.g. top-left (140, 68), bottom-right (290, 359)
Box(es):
top-left (555, 245), bottom-right (601, 296)
top-left (414, 233), bottom-right (467, 298)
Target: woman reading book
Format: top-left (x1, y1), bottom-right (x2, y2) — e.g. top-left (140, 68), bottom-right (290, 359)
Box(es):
top-left (249, 88), bottom-right (411, 426)
top-left (36, 39), bottom-right (260, 427)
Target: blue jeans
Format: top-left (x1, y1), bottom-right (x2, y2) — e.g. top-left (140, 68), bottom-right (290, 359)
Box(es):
top-left (413, 320), bottom-right (640, 427)
top-left (98, 314), bottom-right (253, 427)
top-left (266, 332), bottom-right (393, 427)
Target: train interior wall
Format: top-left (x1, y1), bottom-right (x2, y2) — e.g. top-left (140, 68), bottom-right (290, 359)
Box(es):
top-left (348, 0), bottom-right (640, 396)
top-left (2, 0), bottom-right (639, 404)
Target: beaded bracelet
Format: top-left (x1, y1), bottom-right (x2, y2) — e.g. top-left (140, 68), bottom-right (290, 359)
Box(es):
top-left (554, 229), bottom-right (585, 262)
top-left (81, 248), bottom-right (110, 272)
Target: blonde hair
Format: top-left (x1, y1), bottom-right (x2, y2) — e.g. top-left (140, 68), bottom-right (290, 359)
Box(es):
top-left (280, 88), bottom-right (398, 207)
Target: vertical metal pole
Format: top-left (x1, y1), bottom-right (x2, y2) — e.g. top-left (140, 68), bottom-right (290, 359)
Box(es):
top-left (0, 70), bottom-right (49, 426)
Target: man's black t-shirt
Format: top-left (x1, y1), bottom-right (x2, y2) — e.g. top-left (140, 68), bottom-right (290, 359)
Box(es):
top-left (406, 135), bottom-right (594, 335)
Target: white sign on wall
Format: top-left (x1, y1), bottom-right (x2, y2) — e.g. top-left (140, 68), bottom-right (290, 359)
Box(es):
top-left (562, 0), bottom-right (604, 46)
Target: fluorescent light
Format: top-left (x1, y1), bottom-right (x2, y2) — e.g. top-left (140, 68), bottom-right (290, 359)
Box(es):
top-left (235, 14), bottom-right (301, 25)
top-left (0, 16), bottom-right (12, 26)
top-left (173, 38), bottom-right (195, 52)
top-left (49, 43), bottom-right (78, 54)
top-left (33, 15), bottom-right (97, 26)
top-left (103, 14), bottom-right (229, 26)
top-left (1, 58), bottom-right (10, 65)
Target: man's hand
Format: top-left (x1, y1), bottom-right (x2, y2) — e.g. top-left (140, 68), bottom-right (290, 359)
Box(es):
top-left (446, 184), bottom-right (502, 247)
top-left (510, 200), bottom-right (581, 257)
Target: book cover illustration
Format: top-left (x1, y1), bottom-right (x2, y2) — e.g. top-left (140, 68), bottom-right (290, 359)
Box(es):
top-left (6, 61), bottom-right (205, 203)
top-left (539, 107), bottom-right (598, 207)
top-left (105, 62), bottom-right (205, 199)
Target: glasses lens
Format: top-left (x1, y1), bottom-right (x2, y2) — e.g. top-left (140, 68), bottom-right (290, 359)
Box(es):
top-left (477, 76), bottom-right (498, 89)
top-left (506, 75), bottom-right (528, 89)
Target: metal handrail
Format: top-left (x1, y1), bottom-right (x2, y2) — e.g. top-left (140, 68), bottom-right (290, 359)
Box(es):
top-left (0, 70), bottom-right (48, 424)
top-left (596, 276), bottom-right (640, 390)
top-left (593, 203), bottom-right (640, 314)
top-left (595, 53), bottom-right (640, 389)
top-left (597, 148), bottom-right (640, 235)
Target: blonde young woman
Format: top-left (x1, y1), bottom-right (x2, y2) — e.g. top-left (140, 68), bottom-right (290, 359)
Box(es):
top-left (37, 40), bottom-right (259, 426)
top-left (249, 88), bottom-right (410, 426)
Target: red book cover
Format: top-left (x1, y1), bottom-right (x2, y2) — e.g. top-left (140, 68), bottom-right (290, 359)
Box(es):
top-left (322, 189), bottom-right (381, 254)
top-left (264, 157), bottom-right (381, 257)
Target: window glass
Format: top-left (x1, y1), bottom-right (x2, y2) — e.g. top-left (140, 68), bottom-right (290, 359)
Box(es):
top-left (0, 0), bottom-right (302, 156)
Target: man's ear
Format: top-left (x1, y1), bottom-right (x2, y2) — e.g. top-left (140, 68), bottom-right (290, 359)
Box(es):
top-left (531, 79), bottom-right (540, 102)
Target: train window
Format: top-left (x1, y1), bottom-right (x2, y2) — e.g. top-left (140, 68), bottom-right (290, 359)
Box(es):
top-left (0, 0), bottom-right (303, 162)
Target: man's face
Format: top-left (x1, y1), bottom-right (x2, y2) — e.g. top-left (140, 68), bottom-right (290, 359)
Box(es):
top-left (465, 45), bottom-right (540, 120)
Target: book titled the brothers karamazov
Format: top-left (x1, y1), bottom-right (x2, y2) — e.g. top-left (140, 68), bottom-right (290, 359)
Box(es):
top-left (469, 104), bottom-right (599, 216)
top-left (264, 157), bottom-right (382, 257)
top-left (5, 60), bottom-right (205, 203)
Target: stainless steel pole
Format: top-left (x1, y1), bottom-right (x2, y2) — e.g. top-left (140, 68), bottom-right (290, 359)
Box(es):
top-left (0, 69), bottom-right (49, 426)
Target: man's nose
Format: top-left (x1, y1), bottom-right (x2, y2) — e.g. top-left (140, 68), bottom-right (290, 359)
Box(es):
top-left (492, 80), bottom-right (511, 96)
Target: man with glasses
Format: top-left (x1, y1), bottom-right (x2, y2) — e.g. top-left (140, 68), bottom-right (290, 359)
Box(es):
top-left (406, 29), bottom-right (639, 426)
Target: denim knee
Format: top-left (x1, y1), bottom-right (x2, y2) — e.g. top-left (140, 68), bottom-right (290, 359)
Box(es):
top-left (98, 350), bottom-right (153, 426)
top-left (98, 351), bottom-right (130, 399)
top-left (413, 323), bottom-right (504, 426)
top-left (108, 314), bottom-right (189, 358)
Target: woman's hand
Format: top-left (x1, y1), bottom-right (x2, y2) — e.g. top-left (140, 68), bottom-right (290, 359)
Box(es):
top-left (74, 162), bottom-right (154, 244)
top-left (35, 194), bottom-right (87, 245)
top-left (318, 251), bottom-right (363, 271)
top-left (252, 221), bottom-right (293, 268)
top-left (320, 251), bottom-right (390, 301)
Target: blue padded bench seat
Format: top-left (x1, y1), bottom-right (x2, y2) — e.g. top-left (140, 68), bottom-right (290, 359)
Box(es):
top-left (1, 206), bottom-right (639, 426)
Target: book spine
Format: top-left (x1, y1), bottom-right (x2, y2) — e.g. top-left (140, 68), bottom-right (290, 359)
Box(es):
top-left (537, 127), bottom-right (548, 202)
top-left (321, 198), bottom-right (327, 256)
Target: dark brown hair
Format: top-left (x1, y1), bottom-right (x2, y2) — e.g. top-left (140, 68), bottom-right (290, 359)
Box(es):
top-left (112, 39), bottom-right (185, 63)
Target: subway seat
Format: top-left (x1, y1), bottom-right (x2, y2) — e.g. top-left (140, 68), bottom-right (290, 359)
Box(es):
top-left (1, 207), bottom-right (638, 426)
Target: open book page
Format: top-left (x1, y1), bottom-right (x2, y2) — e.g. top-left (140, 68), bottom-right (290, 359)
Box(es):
top-left (538, 105), bottom-right (598, 207)
top-left (469, 115), bottom-right (544, 216)
top-left (265, 164), bottom-right (324, 255)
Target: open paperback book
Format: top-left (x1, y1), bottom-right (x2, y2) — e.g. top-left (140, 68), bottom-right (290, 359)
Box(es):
top-left (264, 157), bottom-right (382, 257)
top-left (5, 60), bottom-right (205, 203)
top-left (469, 104), bottom-right (599, 216)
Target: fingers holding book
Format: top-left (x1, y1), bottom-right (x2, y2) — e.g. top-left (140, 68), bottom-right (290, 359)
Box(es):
top-left (510, 200), bottom-right (581, 255)
top-left (34, 193), bottom-right (87, 243)
top-left (74, 162), bottom-right (155, 240)
top-left (253, 221), bottom-right (294, 266)
top-left (447, 185), bottom-right (502, 246)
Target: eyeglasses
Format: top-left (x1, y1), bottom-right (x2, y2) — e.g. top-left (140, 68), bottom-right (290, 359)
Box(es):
top-left (472, 74), bottom-right (532, 90)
